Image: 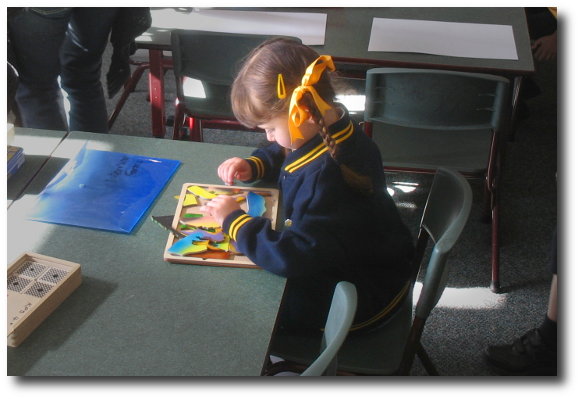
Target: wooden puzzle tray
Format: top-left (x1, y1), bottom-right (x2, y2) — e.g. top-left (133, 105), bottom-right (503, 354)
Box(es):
top-left (163, 183), bottom-right (279, 268)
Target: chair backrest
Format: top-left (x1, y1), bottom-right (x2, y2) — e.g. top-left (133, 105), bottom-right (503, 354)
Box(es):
top-left (301, 281), bottom-right (357, 376)
top-left (395, 168), bottom-right (472, 375)
top-left (413, 168), bottom-right (472, 320)
top-left (171, 29), bottom-right (301, 101)
top-left (365, 68), bottom-right (509, 131)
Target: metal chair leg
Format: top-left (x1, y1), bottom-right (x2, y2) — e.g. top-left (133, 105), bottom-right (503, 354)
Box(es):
top-left (107, 63), bottom-right (149, 130)
top-left (189, 118), bottom-right (203, 142)
top-left (491, 190), bottom-right (501, 293)
top-left (490, 151), bottom-right (502, 293)
top-left (172, 103), bottom-right (185, 140)
top-left (417, 342), bottom-right (439, 376)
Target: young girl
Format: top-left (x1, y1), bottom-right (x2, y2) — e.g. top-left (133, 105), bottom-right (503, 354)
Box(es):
top-left (201, 38), bottom-right (414, 334)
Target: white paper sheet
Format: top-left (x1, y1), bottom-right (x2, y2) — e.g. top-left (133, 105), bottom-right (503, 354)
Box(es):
top-left (368, 18), bottom-right (518, 60)
top-left (151, 9), bottom-right (327, 45)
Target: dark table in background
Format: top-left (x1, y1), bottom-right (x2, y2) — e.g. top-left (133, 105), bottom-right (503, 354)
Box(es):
top-left (134, 7), bottom-right (533, 138)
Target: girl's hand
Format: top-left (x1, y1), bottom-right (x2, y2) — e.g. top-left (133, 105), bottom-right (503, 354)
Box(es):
top-left (217, 157), bottom-right (252, 185)
top-left (532, 31), bottom-right (557, 62)
top-left (200, 195), bottom-right (241, 226)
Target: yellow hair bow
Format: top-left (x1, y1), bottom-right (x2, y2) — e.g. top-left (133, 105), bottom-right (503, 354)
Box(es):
top-left (287, 55), bottom-right (335, 144)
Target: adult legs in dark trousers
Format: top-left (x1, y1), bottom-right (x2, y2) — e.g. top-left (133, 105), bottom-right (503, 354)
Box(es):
top-left (9, 8), bottom-right (71, 130)
top-left (8, 7), bottom-right (119, 133)
top-left (485, 231), bottom-right (558, 375)
top-left (60, 8), bottom-right (119, 133)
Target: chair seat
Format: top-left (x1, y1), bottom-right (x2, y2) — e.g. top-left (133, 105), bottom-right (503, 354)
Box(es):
top-left (269, 289), bottom-right (413, 375)
top-left (336, 290), bottom-right (412, 375)
top-left (373, 125), bottom-right (493, 174)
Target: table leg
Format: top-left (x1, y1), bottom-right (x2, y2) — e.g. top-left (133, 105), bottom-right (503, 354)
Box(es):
top-left (149, 49), bottom-right (166, 138)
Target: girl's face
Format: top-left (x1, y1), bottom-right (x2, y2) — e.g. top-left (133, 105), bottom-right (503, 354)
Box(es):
top-left (259, 114), bottom-right (293, 149)
top-left (258, 113), bottom-right (318, 150)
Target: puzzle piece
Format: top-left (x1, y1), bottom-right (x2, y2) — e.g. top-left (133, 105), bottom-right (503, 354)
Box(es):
top-left (188, 185), bottom-right (217, 199)
top-left (209, 188), bottom-right (233, 195)
top-left (183, 194), bottom-right (198, 206)
top-left (182, 213), bottom-right (203, 220)
top-left (196, 251), bottom-right (232, 260)
top-left (247, 191), bottom-right (266, 217)
top-left (187, 229), bottom-right (225, 242)
top-left (151, 215), bottom-right (185, 238)
top-left (208, 235), bottom-right (231, 251)
top-left (180, 215), bottom-right (221, 229)
top-left (168, 237), bottom-right (209, 256)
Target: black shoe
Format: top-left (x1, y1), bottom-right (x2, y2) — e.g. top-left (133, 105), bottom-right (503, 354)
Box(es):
top-left (484, 329), bottom-right (557, 375)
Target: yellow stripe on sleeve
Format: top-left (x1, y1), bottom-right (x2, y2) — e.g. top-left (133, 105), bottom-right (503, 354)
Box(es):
top-left (246, 156), bottom-right (264, 179)
top-left (229, 214), bottom-right (252, 241)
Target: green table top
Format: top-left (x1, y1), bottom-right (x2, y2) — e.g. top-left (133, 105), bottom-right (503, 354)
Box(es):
top-left (7, 131), bottom-right (286, 376)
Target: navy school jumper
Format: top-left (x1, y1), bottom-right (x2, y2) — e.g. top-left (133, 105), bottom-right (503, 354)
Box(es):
top-left (222, 105), bottom-right (415, 332)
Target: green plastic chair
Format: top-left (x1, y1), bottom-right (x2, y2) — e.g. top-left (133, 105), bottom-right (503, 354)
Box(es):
top-left (364, 68), bottom-right (508, 292)
top-left (266, 168), bottom-right (472, 375)
top-left (266, 281), bottom-right (357, 377)
top-left (170, 30), bottom-right (300, 141)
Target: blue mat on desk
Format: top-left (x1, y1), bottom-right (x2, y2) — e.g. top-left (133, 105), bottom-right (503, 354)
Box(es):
top-left (28, 146), bottom-right (180, 233)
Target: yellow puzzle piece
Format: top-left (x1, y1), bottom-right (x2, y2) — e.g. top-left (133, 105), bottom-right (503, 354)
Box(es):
top-left (182, 193), bottom-right (198, 206)
top-left (188, 185), bottom-right (217, 199)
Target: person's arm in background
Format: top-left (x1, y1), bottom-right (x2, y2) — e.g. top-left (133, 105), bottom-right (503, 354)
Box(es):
top-left (532, 30), bottom-right (557, 61)
top-left (531, 7), bottom-right (557, 62)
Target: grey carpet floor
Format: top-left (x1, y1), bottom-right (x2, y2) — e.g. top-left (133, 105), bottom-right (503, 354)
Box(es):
top-left (102, 43), bottom-right (558, 376)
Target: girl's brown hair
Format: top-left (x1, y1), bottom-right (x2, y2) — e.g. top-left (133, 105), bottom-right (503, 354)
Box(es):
top-left (231, 38), bottom-right (372, 195)
top-left (231, 37), bottom-right (335, 128)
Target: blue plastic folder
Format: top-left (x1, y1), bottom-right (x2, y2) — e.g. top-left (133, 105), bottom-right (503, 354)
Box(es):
top-left (28, 146), bottom-right (180, 233)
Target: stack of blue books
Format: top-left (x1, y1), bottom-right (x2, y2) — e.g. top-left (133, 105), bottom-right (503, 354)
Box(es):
top-left (7, 145), bottom-right (25, 179)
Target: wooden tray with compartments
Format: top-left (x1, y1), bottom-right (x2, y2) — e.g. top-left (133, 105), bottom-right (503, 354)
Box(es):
top-left (163, 183), bottom-right (279, 268)
top-left (8, 253), bottom-right (82, 347)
